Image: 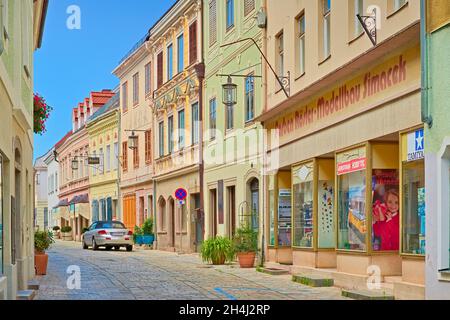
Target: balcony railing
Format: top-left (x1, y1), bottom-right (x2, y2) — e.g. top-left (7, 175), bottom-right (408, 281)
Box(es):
top-left (155, 144), bottom-right (199, 176)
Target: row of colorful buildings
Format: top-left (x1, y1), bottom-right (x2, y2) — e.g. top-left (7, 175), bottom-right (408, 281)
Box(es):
top-left (35, 0), bottom-right (450, 299)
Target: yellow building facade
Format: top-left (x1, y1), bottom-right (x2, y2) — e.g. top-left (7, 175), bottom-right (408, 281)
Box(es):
top-left (86, 93), bottom-right (120, 223)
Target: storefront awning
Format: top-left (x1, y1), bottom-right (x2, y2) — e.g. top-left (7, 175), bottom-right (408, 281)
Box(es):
top-left (55, 199), bottom-right (69, 208)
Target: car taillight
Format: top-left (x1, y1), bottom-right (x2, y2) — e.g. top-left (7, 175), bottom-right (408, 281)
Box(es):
top-left (98, 230), bottom-right (107, 235)
top-left (128, 231), bottom-right (133, 235)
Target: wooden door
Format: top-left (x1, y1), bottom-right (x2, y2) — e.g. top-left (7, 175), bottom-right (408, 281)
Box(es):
top-left (123, 195), bottom-right (136, 231)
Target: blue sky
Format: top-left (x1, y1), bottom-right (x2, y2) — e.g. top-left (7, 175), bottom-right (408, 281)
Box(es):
top-left (34, 0), bottom-right (176, 159)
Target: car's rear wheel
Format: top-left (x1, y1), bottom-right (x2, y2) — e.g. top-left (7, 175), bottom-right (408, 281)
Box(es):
top-left (92, 238), bottom-right (99, 251)
top-left (126, 245), bottom-right (133, 252)
top-left (105, 246), bottom-right (112, 251)
top-left (82, 239), bottom-right (88, 250)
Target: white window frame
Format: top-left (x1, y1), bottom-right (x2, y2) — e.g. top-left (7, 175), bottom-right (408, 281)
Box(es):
top-left (114, 142), bottom-right (118, 170)
top-left (106, 145), bottom-right (111, 172)
top-left (297, 14), bottom-right (306, 75)
top-left (354, 0), bottom-right (364, 37)
top-left (323, 0), bottom-right (331, 59)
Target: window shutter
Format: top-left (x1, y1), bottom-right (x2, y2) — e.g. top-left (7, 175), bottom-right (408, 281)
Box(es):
top-left (189, 22), bottom-right (197, 65)
top-left (244, 0), bottom-right (255, 16)
top-left (209, 0), bottom-right (217, 46)
top-left (157, 52), bottom-right (163, 88)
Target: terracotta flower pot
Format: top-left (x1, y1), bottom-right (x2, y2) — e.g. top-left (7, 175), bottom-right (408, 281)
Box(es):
top-left (237, 252), bottom-right (256, 268)
top-left (35, 251), bottom-right (49, 275)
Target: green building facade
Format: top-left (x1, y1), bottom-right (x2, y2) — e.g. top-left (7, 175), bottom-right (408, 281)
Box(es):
top-left (202, 0), bottom-right (265, 242)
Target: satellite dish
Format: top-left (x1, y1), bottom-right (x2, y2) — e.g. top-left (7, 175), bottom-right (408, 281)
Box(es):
top-left (256, 8), bottom-right (267, 29)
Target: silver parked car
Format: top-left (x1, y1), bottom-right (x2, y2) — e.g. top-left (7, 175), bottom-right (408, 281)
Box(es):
top-left (82, 221), bottom-right (133, 252)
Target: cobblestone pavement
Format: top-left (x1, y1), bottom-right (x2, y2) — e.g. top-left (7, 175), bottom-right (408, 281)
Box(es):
top-left (35, 240), bottom-right (349, 300)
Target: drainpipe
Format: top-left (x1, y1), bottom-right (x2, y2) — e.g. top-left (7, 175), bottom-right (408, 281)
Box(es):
top-left (259, 0), bottom-right (268, 267)
top-left (420, 0), bottom-right (432, 128)
top-left (117, 108), bottom-right (122, 221)
top-left (197, 0), bottom-right (206, 244)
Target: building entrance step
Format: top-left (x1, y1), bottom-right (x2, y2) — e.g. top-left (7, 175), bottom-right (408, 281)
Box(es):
top-left (17, 290), bottom-right (36, 300)
top-left (257, 267), bottom-right (290, 276)
top-left (28, 279), bottom-right (40, 290)
top-left (341, 289), bottom-right (395, 300)
top-left (292, 274), bottom-right (334, 287)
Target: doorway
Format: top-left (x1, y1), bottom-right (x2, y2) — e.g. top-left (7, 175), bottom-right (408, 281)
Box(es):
top-left (227, 186), bottom-right (236, 238)
top-left (139, 196), bottom-right (145, 226)
top-left (210, 189), bottom-right (217, 237)
top-left (249, 178), bottom-right (259, 232)
top-left (168, 197), bottom-right (175, 247)
top-left (192, 193), bottom-right (203, 252)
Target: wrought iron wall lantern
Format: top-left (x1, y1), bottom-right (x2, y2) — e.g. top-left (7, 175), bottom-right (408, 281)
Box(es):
top-left (125, 129), bottom-right (147, 150)
top-left (223, 76), bottom-right (237, 106)
top-left (220, 38), bottom-right (290, 98)
top-left (357, 8), bottom-right (377, 46)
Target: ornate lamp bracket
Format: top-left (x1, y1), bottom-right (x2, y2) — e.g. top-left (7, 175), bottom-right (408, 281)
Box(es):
top-left (278, 71), bottom-right (290, 97)
top-left (357, 9), bottom-right (377, 46)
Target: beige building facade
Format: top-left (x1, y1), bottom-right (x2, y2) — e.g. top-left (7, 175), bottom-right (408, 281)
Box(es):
top-left (113, 37), bottom-right (154, 232)
top-left (150, 0), bottom-right (203, 253)
top-left (260, 0), bottom-right (424, 299)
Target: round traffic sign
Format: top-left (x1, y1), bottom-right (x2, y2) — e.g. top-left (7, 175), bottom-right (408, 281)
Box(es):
top-left (175, 188), bottom-right (188, 201)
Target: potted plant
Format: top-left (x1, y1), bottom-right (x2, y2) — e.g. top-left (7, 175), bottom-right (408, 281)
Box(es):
top-left (52, 226), bottom-right (61, 239)
top-left (133, 225), bottom-right (143, 245)
top-left (33, 93), bottom-right (52, 135)
top-left (233, 227), bottom-right (258, 268)
top-left (141, 218), bottom-right (154, 245)
top-left (200, 236), bottom-right (235, 265)
top-left (34, 230), bottom-right (55, 275)
top-left (60, 226), bottom-right (73, 241)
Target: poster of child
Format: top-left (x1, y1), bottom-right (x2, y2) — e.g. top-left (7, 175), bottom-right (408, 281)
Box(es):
top-left (372, 169), bottom-right (399, 251)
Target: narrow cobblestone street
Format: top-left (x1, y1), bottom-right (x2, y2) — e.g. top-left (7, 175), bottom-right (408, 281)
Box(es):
top-left (35, 241), bottom-right (348, 300)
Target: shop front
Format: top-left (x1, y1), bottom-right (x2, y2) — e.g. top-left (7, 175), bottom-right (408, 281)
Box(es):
top-left (262, 42), bottom-right (424, 296)
top-left (397, 127), bottom-right (426, 296)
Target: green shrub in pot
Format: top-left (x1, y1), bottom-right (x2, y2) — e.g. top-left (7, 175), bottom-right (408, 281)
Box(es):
top-left (200, 236), bottom-right (235, 265)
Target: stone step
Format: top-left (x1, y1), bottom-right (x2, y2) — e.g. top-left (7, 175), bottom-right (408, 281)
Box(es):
top-left (341, 289), bottom-right (395, 300)
top-left (28, 280), bottom-right (40, 290)
top-left (292, 274), bottom-right (334, 287)
top-left (257, 267), bottom-right (290, 276)
top-left (17, 290), bottom-right (36, 301)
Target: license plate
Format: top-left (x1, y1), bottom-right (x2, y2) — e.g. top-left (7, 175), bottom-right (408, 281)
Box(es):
top-left (111, 232), bottom-right (124, 236)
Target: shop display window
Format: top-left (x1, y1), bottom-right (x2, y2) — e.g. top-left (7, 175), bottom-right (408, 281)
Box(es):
top-left (338, 170), bottom-right (367, 251)
top-left (318, 180), bottom-right (335, 248)
top-left (402, 160), bottom-right (425, 255)
top-left (278, 189), bottom-right (292, 246)
top-left (372, 169), bottom-right (399, 251)
top-left (293, 164), bottom-right (314, 248)
top-left (269, 190), bottom-right (275, 246)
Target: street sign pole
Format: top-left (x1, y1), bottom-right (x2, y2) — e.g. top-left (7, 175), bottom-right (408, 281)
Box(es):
top-left (175, 188), bottom-right (188, 254)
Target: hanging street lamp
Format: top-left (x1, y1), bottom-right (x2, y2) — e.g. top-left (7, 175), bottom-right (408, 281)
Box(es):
top-left (128, 131), bottom-right (138, 150)
top-left (222, 76), bottom-right (237, 107)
